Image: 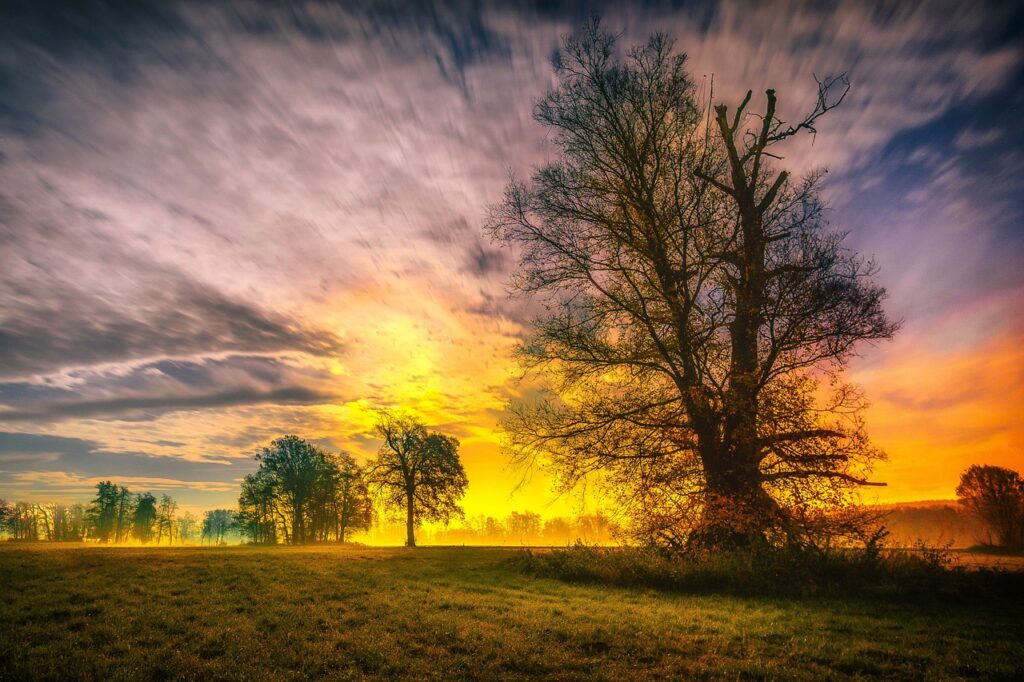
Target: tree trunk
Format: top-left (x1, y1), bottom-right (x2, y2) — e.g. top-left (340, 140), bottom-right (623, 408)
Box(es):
top-left (694, 455), bottom-right (779, 549)
top-left (690, 101), bottom-right (777, 549)
top-left (405, 489), bottom-right (416, 548)
top-left (292, 498), bottom-right (303, 545)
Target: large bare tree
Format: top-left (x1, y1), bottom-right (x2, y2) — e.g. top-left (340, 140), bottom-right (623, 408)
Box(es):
top-left (487, 22), bottom-right (897, 549)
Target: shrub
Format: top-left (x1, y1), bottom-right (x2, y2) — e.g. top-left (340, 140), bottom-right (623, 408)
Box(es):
top-left (510, 541), bottom-right (1023, 601)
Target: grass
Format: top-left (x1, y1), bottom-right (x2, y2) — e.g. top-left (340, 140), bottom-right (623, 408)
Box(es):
top-left (1, 544), bottom-right (1022, 680)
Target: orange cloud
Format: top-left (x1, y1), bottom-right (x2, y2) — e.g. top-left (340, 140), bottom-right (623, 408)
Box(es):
top-left (854, 324), bottom-right (1024, 502)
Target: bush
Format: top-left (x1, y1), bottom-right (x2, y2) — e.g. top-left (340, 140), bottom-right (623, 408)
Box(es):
top-left (510, 541), bottom-right (1024, 601)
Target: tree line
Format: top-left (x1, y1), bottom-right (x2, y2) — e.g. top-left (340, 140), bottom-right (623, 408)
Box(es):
top-left (0, 482), bottom-right (248, 545)
top-left (0, 411), bottom-right (468, 548)
top-left (3, 462), bottom-right (1021, 550)
top-left (0, 484), bottom-right (200, 544)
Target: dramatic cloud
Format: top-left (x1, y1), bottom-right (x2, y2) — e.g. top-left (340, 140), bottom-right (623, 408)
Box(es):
top-left (0, 432), bottom-right (250, 506)
top-left (0, 0), bottom-right (1020, 513)
top-left (0, 355), bottom-right (340, 422)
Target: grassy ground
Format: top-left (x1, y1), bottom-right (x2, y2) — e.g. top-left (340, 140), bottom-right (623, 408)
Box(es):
top-left (1, 544), bottom-right (1022, 680)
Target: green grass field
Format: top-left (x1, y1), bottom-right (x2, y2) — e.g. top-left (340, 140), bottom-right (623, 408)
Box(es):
top-left (2, 544), bottom-right (1022, 680)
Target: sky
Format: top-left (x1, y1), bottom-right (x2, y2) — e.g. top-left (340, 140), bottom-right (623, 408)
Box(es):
top-left (1, 0), bottom-right (1022, 517)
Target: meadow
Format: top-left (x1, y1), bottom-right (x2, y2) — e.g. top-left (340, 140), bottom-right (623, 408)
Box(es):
top-left (2, 544), bottom-right (1022, 680)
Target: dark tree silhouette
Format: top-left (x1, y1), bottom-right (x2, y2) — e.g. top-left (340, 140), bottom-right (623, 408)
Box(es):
top-left (155, 494), bottom-right (178, 545)
top-left (131, 493), bottom-right (158, 544)
top-left (201, 509), bottom-right (235, 545)
top-left (487, 21), bottom-right (896, 549)
top-left (238, 436), bottom-right (372, 544)
top-left (238, 470), bottom-right (279, 544)
top-left (114, 485), bottom-right (133, 543)
top-left (957, 465), bottom-right (1024, 548)
top-left (86, 481), bottom-right (123, 543)
top-left (0, 499), bottom-right (15, 539)
top-left (366, 411), bottom-right (468, 547)
top-left (252, 436), bottom-right (331, 544)
top-left (332, 453), bottom-right (373, 543)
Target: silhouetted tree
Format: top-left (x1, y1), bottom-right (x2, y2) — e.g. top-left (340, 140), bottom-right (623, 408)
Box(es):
top-left (366, 411), bottom-right (468, 547)
top-left (86, 481), bottom-right (121, 543)
top-left (4, 501), bottom-right (37, 540)
top-left (487, 21), bottom-right (895, 550)
top-left (0, 499), bottom-right (12, 538)
top-left (155, 494), bottom-right (178, 545)
top-left (238, 470), bottom-right (279, 544)
top-left (114, 485), bottom-right (134, 543)
top-left (238, 436), bottom-right (371, 544)
top-left (332, 453), bottom-right (373, 543)
top-left (131, 493), bottom-right (158, 544)
top-left (252, 436), bottom-right (332, 544)
top-left (201, 509), bottom-right (235, 545)
top-left (507, 511), bottom-right (542, 543)
top-left (957, 465), bottom-right (1024, 548)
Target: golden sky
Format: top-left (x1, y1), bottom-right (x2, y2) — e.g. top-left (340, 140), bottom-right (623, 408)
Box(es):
top-left (0, 1), bottom-right (1022, 517)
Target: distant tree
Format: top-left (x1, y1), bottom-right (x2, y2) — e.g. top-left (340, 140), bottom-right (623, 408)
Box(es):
top-left (7, 502), bottom-right (38, 541)
top-left (239, 436), bottom-right (370, 545)
top-left (114, 485), bottom-right (134, 543)
top-left (0, 499), bottom-right (12, 538)
top-left (577, 514), bottom-right (617, 544)
top-left (482, 516), bottom-right (505, 541)
top-left (542, 517), bottom-right (573, 544)
top-left (131, 493), bottom-right (158, 544)
top-left (155, 495), bottom-right (178, 545)
top-left (238, 471), bottom-right (279, 544)
top-left (34, 503), bottom-right (52, 541)
top-left (333, 453), bottom-right (373, 543)
top-left (201, 509), bottom-right (235, 545)
top-left (956, 465), bottom-right (1024, 548)
top-left (507, 511), bottom-right (542, 544)
top-left (366, 411), bottom-right (468, 547)
top-left (177, 511), bottom-right (199, 544)
top-left (86, 482), bottom-right (121, 543)
top-left (252, 436), bottom-right (332, 544)
top-left (34, 503), bottom-right (85, 542)
top-left (487, 22), bottom-right (895, 549)
top-left (60, 504), bottom-right (86, 541)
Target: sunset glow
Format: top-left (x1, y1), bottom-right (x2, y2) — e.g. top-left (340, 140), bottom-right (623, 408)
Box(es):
top-left (1, 0), bottom-right (1022, 522)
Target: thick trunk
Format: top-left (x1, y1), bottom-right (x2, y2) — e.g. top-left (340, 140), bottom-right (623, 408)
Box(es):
top-left (698, 104), bottom-right (774, 549)
top-left (694, 426), bottom-right (778, 549)
top-left (697, 461), bottom-right (778, 548)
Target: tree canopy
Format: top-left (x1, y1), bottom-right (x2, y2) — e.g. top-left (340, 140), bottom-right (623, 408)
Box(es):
top-left (237, 435), bottom-right (372, 545)
top-left (957, 465), bottom-right (1024, 549)
top-left (365, 411), bottom-right (468, 547)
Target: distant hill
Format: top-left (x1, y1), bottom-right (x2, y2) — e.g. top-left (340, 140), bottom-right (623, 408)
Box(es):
top-left (871, 500), bottom-right (989, 548)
